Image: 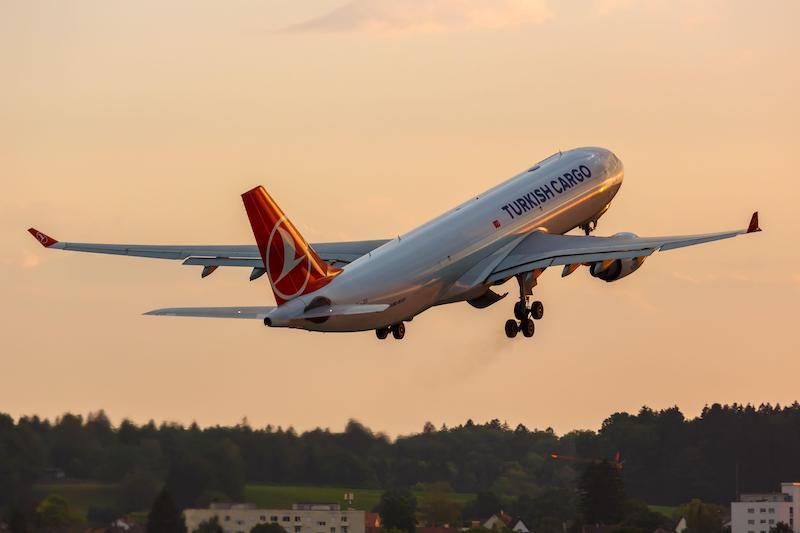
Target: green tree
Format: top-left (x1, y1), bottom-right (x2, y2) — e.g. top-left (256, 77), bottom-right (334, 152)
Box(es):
top-left (119, 469), bottom-right (162, 512)
top-left (462, 492), bottom-right (502, 520)
top-left (620, 500), bottom-right (670, 531)
top-left (146, 489), bottom-right (187, 533)
top-left (35, 494), bottom-right (86, 528)
top-left (578, 462), bottom-right (625, 525)
top-left (378, 489), bottom-right (417, 532)
top-left (771, 523), bottom-right (793, 533)
top-left (192, 517), bottom-right (224, 533)
top-left (419, 483), bottom-right (462, 526)
top-left (250, 524), bottom-right (286, 533)
top-left (6, 504), bottom-right (30, 533)
top-left (678, 499), bottom-right (723, 533)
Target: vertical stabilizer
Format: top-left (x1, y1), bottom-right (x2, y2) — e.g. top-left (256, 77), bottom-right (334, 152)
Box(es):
top-left (241, 186), bottom-right (339, 304)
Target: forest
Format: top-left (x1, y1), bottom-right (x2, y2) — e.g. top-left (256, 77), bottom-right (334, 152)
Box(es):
top-left (2, 402), bottom-right (800, 513)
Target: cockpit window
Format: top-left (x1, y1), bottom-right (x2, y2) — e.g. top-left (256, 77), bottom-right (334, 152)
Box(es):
top-left (527, 165), bottom-right (540, 172)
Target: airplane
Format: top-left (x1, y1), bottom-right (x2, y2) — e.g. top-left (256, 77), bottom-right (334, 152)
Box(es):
top-left (28, 147), bottom-right (761, 340)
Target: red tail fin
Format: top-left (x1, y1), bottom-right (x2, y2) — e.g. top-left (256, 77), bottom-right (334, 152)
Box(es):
top-left (241, 186), bottom-right (340, 305)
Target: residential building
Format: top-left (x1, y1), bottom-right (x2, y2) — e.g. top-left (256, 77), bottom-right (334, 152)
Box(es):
top-left (483, 512), bottom-right (529, 533)
top-left (731, 482), bottom-right (800, 533)
top-left (184, 503), bottom-right (366, 533)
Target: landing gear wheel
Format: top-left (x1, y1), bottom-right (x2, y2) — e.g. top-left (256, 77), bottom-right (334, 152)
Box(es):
top-left (391, 322), bottom-right (405, 340)
top-left (513, 301), bottom-right (528, 321)
top-left (520, 318), bottom-right (535, 338)
top-left (504, 319), bottom-right (519, 338)
top-left (530, 300), bottom-right (544, 320)
top-left (375, 327), bottom-right (390, 340)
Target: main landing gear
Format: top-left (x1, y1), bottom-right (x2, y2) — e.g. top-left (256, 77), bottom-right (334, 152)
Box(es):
top-left (505, 273), bottom-right (545, 339)
top-left (376, 322), bottom-right (405, 340)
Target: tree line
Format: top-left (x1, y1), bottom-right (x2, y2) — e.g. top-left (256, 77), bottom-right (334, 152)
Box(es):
top-left (2, 402), bottom-right (800, 514)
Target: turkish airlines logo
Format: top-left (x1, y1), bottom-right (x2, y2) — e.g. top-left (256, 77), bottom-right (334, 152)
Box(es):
top-left (266, 217), bottom-right (311, 301)
top-left (36, 231), bottom-right (48, 245)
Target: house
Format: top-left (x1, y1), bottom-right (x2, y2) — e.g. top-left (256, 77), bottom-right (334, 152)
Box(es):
top-left (185, 503), bottom-right (366, 533)
top-left (483, 512), bottom-right (529, 533)
top-left (731, 482), bottom-right (800, 533)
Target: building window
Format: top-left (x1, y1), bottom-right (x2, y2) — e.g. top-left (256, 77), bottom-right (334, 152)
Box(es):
top-left (271, 517), bottom-right (279, 523)
top-left (318, 522), bottom-right (326, 527)
top-left (342, 527), bottom-right (348, 533)
top-left (760, 508), bottom-right (767, 513)
top-left (341, 517), bottom-right (348, 523)
top-left (283, 517), bottom-right (291, 522)
top-left (295, 527), bottom-right (301, 532)
top-left (225, 516), bottom-right (231, 522)
top-left (748, 520), bottom-right (755, 525)
top-left (769, 508), bottom-right (775, 513)
top-left (331, 528), bottom-right (336, 533)
top-left (760, 519), bottom-right (766, 524)
top-left (748, 509), bottom-right (755, 514)
top-left (769, 520), bottom-right (775, 524)
top-left (260, 516), bottom-right (266, 522)
top-left (295, 517), bottom-right (302, 522)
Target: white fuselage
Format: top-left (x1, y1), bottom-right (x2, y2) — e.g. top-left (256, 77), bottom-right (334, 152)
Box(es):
top-left (270, 147), bottom-right (624, 331)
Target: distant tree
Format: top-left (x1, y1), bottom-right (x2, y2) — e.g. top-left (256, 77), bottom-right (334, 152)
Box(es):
top-left (578, 462), bottom-right (625, 525)
top-left (250, 524), bottom-right (286, 533)
top-left (771, 523), bottom-right (793, 533)
top-left (35, 494), bottom-right (86, 528)
top-left (192, 516), bottom-right (223, 533)
top-left (423, 422), bottom-right (436, 434)
top-left (6, 504), bottom-right (30, 533)
top-left (146, 489), bottom-right (187, 533)
top-left (462, 492), bottom-right (502, 520)
top-left (87, 505), bottom-right (121, 526)
top-left (678, 499), bottom-right (724, 533)
top-left (513, 489), bottom-right (576, 532)
top-left (378, 489), bottom-right (417, 532)
top-left (419, 482), bottom-right (462, 526)
top-left (119, 469), bottom-right (161, 512)
top-left (620, 500), bottom-right (671, 531)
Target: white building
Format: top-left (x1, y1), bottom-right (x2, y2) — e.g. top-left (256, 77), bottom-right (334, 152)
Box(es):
top-left (184, 503), bottom-right (366, 533)
top-left (731, 482), bottom-right (800, 533)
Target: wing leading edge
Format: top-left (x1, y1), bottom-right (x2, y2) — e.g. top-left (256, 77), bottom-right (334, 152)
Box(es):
top-left (26, 228), bottom-right (388, 270)
top-left (486, 212), bottom-right (761, 284)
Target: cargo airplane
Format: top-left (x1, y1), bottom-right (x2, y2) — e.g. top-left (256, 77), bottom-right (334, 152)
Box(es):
top-left (28, 147), bottom-right (761, 339)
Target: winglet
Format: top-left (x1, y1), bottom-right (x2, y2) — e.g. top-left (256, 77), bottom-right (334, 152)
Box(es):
top-left (746, 212), bottom-right (761, 233)
top-left (27, 228), bottom-right (59, 247)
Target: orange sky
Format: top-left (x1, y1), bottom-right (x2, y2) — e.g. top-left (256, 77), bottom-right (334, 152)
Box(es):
top-left (1, 0), bottom-right (799, 436)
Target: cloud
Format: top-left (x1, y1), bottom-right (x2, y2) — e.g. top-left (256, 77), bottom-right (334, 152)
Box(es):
top-left (285, 0), bottom-right (554, 35)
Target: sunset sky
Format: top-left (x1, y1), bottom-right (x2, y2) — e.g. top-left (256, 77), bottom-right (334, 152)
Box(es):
top-left (2, 0), bottom-right (799, 436)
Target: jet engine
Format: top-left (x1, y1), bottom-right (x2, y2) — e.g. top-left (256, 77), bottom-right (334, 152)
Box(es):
top-left (589, 256), bottom-right (646, 282)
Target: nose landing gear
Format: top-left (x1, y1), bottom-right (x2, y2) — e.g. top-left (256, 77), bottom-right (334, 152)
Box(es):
top-left (504, 272), bottom-right (545, 339)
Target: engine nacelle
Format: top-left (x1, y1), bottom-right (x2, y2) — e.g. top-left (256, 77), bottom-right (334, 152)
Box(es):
top-left (590, 256), bottom-right (646, 282)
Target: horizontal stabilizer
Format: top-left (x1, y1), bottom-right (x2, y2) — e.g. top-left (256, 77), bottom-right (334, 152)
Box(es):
top-left (144, 306), bottom-right (275, 319)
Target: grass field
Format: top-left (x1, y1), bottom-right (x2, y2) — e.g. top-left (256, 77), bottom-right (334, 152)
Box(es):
top-left (245, 485), bottom-right (472, 512)
top-left (33, 482), bottom-right (120, 515)
top-left (648, 505), bottom-right (677, 519)
top-left (33, 483), bottom-right (472, 517)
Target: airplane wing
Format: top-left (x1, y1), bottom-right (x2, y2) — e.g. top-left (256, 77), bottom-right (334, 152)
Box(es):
top-left (26, 228), bottom-right (388, 275)
top-left (144, 306), bottom-right (275, 319)
top-left (486, 212), bottom-right (761, 283)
